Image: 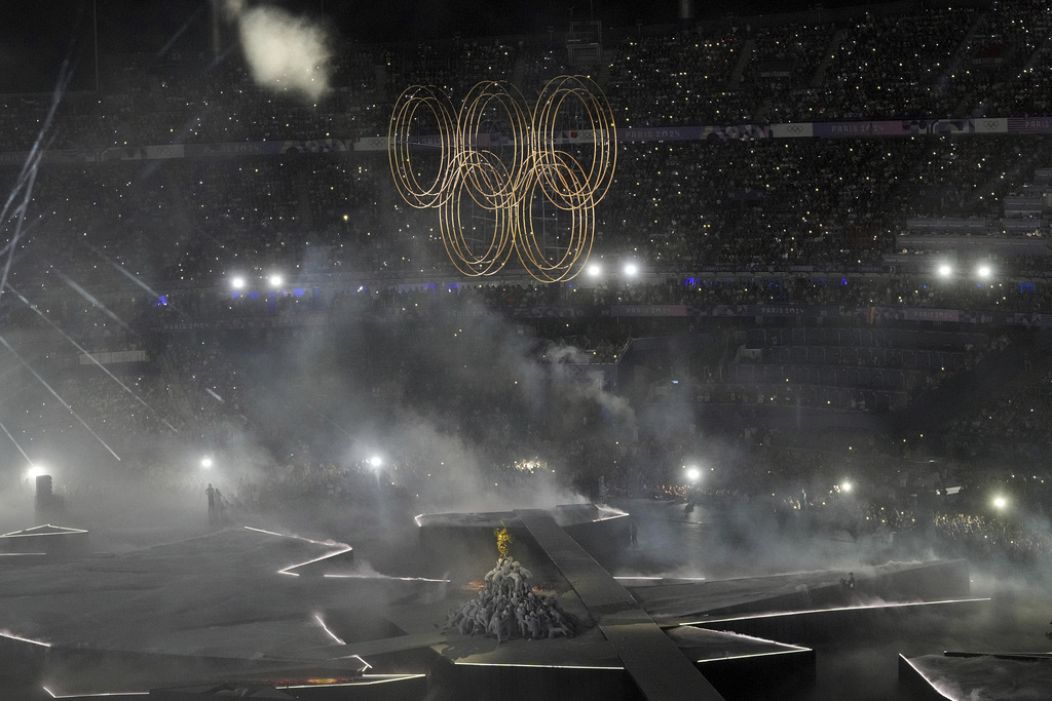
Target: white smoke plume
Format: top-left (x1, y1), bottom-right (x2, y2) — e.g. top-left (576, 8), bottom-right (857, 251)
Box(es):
top-left (225, 0), bottom-right (333, 102)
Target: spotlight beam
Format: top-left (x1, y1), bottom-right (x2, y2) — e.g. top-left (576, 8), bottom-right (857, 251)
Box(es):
top-left (49, 267), bottom-right (134, 333)
top-left (0, 334), bottom-right (121, 462)
top-left (80, 241), bottom-right (170, 306)
top-left (0, 60), bottom-right (73, 309)
top-left (0, 418), bottom-right (31, 464)
top-left (6, 284), bottom-right (178, 433)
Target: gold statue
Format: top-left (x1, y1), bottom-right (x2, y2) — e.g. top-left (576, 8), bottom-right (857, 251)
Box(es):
top-left (495, 525), bottom-right (511, 559)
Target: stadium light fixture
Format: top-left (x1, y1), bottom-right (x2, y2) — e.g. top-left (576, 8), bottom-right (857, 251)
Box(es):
top-left (229, 275), bottom-right (247, 291)
top-left (936, 263), bottom-right (953, 279)
top-left (200, 456), bottom-right (214, 470)
top-left (367, 455), bottom-right (383, 470)
top-left (622, 261), bottom-right (640, 278)
top-left (684, 466), bottom-right (702, 484)
top-left (268, 273), bottom-right (284, 289)
top-left (839, 480), bottom-right (854, 494)
top-left (992, 495), bottom-right (1008, 511)
top-left (975, 263), bottom-right (992, 281)
top-left (586, 262), bottom-right (603, 279)
top-left (24, 465), bottom-right (47, 481)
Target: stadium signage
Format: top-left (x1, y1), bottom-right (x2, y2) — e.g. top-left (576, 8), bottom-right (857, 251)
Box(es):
top-left (12, 116), bottom-right (1052, 167)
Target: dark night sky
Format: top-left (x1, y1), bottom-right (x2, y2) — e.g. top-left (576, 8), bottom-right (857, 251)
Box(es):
top-left (0, 0), bottom-right (900, 93)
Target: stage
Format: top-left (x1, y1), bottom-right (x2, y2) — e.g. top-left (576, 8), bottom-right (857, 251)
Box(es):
top-left (0, 506), bottom-right (993, 700)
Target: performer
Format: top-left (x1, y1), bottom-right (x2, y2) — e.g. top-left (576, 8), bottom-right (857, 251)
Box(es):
top-left (214, 488), bottom-right (227, 524)
top-left (206, 483), bottom-right (216, 524)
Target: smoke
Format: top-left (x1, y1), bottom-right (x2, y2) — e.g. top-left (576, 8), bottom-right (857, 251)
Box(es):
top-left (259, 296), bottom-right (628, 513)
top-left (225, 0), bottom-right (333, 102)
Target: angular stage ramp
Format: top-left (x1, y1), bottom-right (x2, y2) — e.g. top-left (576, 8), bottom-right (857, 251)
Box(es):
top-left (516, 510), bottom-right (725, 701)
top-left (0, 527), bottom-right (439, 698)
top-left (900, 651), bottom-right (1052, 701)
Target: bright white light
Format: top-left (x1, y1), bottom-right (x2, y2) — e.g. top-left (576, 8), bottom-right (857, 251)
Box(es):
top-left (585, 262), bottom-right (603, 279)
top-left (992, 495), bottom-right (1008, 511)
top-left (936, 263), bottom-right (953, 279)
top-left (675, 597), bottom-right (990, 626)
top-left (1, 630), bottom-right (51, 648)
top-left (313, 613), bottom-right (347, 646)
top-left (622, 261), bottom-right (639, 278)
top-left (24, 465), bottom-right (47, 481)
top-left (685, 466), bottom-right (701, 484)
top-left (268, 273), bottom-right (284, 289)
top-left (200, 456), bottom-right (214, 469)
top-left (840, 480), bottom-right (854, 494)
top-left (976, 263), bottom-right (992, 280)
top-left (367, 455), bottom-right (383, 469)
top-left (230, 275), bottom-right (247, 291)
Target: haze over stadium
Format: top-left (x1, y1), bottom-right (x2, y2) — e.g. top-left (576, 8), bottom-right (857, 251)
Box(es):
top-left (0, 1), bottom-right (1051, 700)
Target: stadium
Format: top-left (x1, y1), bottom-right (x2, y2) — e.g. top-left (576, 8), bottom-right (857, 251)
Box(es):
top-left (0, 0), bottom-right (1050, 699)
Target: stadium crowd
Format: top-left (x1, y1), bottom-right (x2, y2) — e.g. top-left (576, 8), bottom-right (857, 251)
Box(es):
top-left (10, 133), bottom-right (1051, 288)
top-left (3, 1), bottom-right (1052, 571)
top-left (3, 1), bottom-right (1052, 150)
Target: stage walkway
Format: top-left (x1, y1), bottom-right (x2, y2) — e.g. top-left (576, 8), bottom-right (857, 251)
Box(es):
top-left (517, 510), bottom-right (725, 701)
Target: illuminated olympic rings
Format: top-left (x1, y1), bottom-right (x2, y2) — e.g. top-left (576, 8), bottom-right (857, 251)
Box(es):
top-left (388, 75), bottom-right (616, 283)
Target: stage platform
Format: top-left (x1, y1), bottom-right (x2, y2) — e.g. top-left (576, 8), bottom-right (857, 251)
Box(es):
top-left (632, 559), bottom-right (973, 623)
top-left (899, 652), bottom-right (1052, 701)
top-left (420, 512), bottom-right (980, 701)
top-left (640, 559), bottom-right (987, 647)
top-left (415, 503), bottom-right (631, 573)
top-left (516, 509), bottom-right (725, 701)
top-left (0, 524), bottom-right (89, 558)
top-left (0, 510), bottom-right (989, 701)
top-left (436, 621), bottom-right (814, 701)
top-left (36, 674), bottom-right (429, 701)
top-left (0, 526), bottom-right (442, 698)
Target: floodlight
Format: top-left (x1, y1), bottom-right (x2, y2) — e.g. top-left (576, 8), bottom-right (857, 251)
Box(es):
top-left (24, 465), bottom-right (47, 481)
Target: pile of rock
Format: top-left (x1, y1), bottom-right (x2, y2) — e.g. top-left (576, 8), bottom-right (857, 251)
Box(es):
top-left (448, 557), bottom-right (575, 642)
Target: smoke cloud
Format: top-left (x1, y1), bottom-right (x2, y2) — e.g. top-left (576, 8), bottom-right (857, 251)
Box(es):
top-left (226, 0), bottom-right (333, 102)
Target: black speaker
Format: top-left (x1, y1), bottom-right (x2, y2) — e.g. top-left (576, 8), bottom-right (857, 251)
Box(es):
top-left (34, 474), bottom-right (52, 501)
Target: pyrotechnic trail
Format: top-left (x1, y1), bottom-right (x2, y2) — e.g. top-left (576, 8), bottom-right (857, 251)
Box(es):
top-left (0, 60), bottom-right (74, 308)
top-left (0, 334), bottom-right (121, 462)
top-left (156, 4), bottom-right (207, 58)
top-left (5, 283), bottom-right (179, 434)
top-left (79, 241), bottom-right (171, 303)
top-left (0, 165), bottom-right (40, 305)
top-left (48, 266), bottom-right (135, 333)
top-left (0, 418), bottom-right (31, 464)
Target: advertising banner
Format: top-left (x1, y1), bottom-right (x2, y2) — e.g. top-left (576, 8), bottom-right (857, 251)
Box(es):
top-left (1008, 117), bottom-right (1052, 133)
